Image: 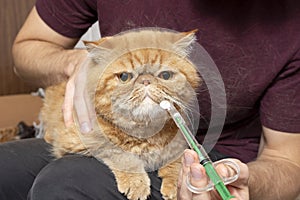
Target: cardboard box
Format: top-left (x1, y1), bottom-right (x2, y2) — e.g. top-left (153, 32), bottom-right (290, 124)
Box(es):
top-left (0, 94), bottom-right (43, 128)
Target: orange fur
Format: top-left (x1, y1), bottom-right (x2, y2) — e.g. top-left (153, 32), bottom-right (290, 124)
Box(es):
top-left (41, 29), bottom-right (201, 200)
top-left (0, 127), bottom-right (19, 143)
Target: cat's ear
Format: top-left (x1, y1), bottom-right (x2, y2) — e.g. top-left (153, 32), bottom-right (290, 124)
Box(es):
top-left (83, 37), bottom-right (112, 52)
top-left (83, 37), bottom-right (114, 63)
top-left (173, 29), bottom-right (198, 56)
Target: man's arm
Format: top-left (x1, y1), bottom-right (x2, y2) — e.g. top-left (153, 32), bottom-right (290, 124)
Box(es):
top-left (248, 126), bottom-right (300, 199)
top-left (12, 7), bottom-right (87, 87)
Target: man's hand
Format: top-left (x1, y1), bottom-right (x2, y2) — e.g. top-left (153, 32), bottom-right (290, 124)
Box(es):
top-left (178, 150), bottom-right (249, 200)
top-left (62, 55), bottom-right (95, 133)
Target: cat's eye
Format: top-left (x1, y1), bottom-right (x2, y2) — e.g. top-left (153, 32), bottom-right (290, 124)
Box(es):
top-left (158, 71), bottom-right (173, 80)
top-left (118, 72), bottom-right (133, 83)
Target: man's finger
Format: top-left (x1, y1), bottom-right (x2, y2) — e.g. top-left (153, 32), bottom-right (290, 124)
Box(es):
top-left (63, 75), bottom-right (75, 127)
top-left (189, 164), bottom-right (211, 200)
top-left (73, 59), bottom-right (92, 133)
top-left (215, 159), bottom-right (250, 199)
top-left (178, 151), bottom-right (195, 200)
top-left (215, 159), bottom-right (249, 187)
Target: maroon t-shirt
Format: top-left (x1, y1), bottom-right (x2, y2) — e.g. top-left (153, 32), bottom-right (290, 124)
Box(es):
top-left (36, 0), bottom-right (300, 163)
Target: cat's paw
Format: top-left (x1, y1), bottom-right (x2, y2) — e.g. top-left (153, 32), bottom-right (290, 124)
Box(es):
top-left (160, 178), bottom-right (177, 200)
top-left (158, 159), bottom-right (181, 200)
top-left (114, 171), bottom-right (151, 200)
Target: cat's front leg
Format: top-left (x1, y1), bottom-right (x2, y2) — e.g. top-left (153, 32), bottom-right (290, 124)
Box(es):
top-left (112, 169), bottom-right (151, 200)
top-left (158, 157), bottom-right (182, 200)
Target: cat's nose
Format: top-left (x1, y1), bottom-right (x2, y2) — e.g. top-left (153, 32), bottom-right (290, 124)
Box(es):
top-left (137, 74), bottom-right (153, 86)
top-left (142, 80), bottom-right (151, 86)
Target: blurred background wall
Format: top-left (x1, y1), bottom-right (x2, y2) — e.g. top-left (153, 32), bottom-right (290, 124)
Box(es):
top-left (0, 0), bottom-right (37, 96)
top-left (0, 0), bottom-right (100, 130)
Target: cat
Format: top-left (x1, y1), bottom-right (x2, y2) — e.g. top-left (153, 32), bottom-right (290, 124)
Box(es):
top-left (0, 126), bottom-right (18, 143)
top-left (0, 122), bottom-right (36, 143)
top-left (41, 28), bottom-right (201, 200)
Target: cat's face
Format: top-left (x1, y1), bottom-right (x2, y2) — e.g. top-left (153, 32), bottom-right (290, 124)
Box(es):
top-left (86, 29), bottom-right (201, 138)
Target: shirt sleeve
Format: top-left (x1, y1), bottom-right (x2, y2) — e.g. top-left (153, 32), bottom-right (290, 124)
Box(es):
top-left (36, 0), bottom-right (98, 38)
top-left (260, 49), bottom-right (300, 133)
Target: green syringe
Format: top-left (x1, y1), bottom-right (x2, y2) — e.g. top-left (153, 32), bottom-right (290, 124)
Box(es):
top-left (160, 100), bottom-right (235, 200)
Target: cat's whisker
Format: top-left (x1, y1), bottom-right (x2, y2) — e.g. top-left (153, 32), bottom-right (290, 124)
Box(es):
top-left (196, 87), bottom-right (209, 93)
top-left (163, 95), bottom-right (182, 108)
top-left (127, 88), bottom-right (146, 104)
top-left (160, 94), bottom-right (202, 134)
top-left (153, 89), bottom-right (200, 125)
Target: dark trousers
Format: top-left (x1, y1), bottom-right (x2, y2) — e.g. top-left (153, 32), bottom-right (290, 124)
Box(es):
top-left (0, 139), bottom-right (164, 200)
top-left (0, 138), bottom-right (227, 200)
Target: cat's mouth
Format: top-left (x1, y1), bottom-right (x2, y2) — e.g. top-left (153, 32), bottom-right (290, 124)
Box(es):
top-left (142, 96), bottom-right (155, 104)
top-left (142, 91), bottom-right (156, 101)
top-left (141, 91), bottom-right (162, 105)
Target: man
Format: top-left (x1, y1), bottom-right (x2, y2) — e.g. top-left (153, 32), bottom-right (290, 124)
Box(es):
top-left (3, 0), bottom-right (300, 199)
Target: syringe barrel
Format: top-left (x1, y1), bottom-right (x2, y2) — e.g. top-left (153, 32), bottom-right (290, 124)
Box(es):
top-left (172, 112), bottom-right (210, 162)
top-left (161, 101), bottom-right (234, 200)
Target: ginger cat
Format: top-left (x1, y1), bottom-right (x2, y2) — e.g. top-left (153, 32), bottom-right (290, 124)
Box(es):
top-left (41, 28), bottom-right (201, 200)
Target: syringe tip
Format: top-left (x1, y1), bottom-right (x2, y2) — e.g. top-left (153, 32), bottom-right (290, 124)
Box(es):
top-left (159, 100), bottom-right (171, 110)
